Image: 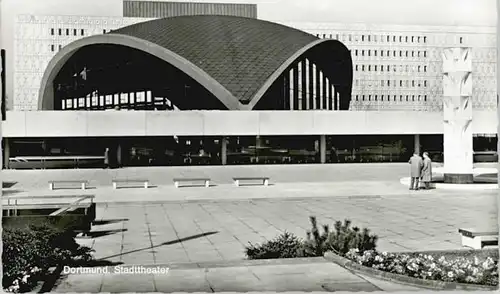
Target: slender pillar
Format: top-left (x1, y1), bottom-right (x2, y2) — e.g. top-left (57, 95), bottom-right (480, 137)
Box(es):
top-left (333, 86), bottom-right (338, 110)
top-left (221, 137), bottom-right (227, 165)
top-left (442, 47), bottom-right (473, 184)
top-left (305, 59), bottom-right (310, 110)
top-left (328, 82), bottom-right (333, 110)
top-left (414, 134), bottom-right (420, 155)
top-left (308, 59), bottom-right (314, 109)
top-left (293, 65), bottom-right (299, 110)
top-left (315, 67), bottom-right (321, 109)
top-left (322, 74), bottom-right (327, 109)
top-left (320, 135), bottom-right (326, 164)
top-left (301, 61), bottom-right (307, 110)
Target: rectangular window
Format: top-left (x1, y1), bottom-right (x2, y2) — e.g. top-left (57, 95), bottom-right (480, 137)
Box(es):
top-left (418, 66), bottom-right (421, 72)
top-left (387, 36), bottom-right (390, 42)
top-left (103, 29), bottom-right (106, 34)
top-left (411, 36), bottom-right (414, 42)
top-left (374, 65), bottom-right (377, 71)
top-left (50, 28), bottom-right (54, 35)
top-left (375, 95), bottom-right (378, 101)
top-left (418, 36), bottom-right (421, 43)
top-left (349, 34), bottom-right (352, 41)
top-left (58, 28), bottom-right (62, 35)
top-left (381, 81), bottom-right (384, 86)
top-left (368, 65), bottom-right (371, 71)
top-left (316, 34), bottom-right (320, 37)
top-left (50, 44), bottom-right (55, 52)
top-left (405, 51), bottom-right (408, 57)
top-left (73, 29), bottom-right (77, 36)
top-left (374, 50), bottom-right (377, 56)
top-left (368, 95), bottom-right (371, 101)
top-left (336, 34), bottom-right (339, 39)
top-left (58, 44), bottom-right (62, 50)
top-left (412, 95), bottom-right (415, 101)
top-left (355, 49), bottom-right (358, 56)
top-left (362, 95), bottom-right (365, 101)
top-left (356, 95), bottom-right (359, 101)
top-left (460, 37), bottom-right (463, 44)
top-left (424, 66), bottom-right (427, 72)
top-left (368, 35), bottom-right (371, 42)
top-left (386, 65), bottom-right (389, 71)
top-left (412, 80), bottom-right (415, 87)
top-left (412, 51), bottom-right (414, 57)
top-left (381, 66), bottom-right (384, 72)
top-left (424, 95), bottom-right (427, 101)
top-left (387, 80), bottom-right (390, 86)
top-left (362, 50), bottom-right (365, 56)
top-left (399, 36), bottom-right (402, 42)
top-left (322, 34), bottom-right (326, 38)
top-left (329, 34), bottom-right (333, 38)
top-left (355, 65), bottom-right (358, 71)
top-left (406, 95), bottom-right (409, 101)
top-left (81, 29), bottom-right (85, 36)
top-left (424, 51), bottom-right (427, 57)
top-left (362, 65), bottom-right (365, 71)
top-left (393, 36), bottom-right (396, 42)
top-left (368, 50), bottom-right (371, 56)
top-left (381, 95), bottom-right (384, 101)
top-left (399, 51), bottom-right (402, 57)
top-left (66, 28), bottom-right (69, 36)
top-left (424, 80), bottom-right (427, 87)
top-left (362, 35), bottom-right (365, 41)
top-left (400, 80), bottom-right (403, 87)
top-left (405, 36), bottom-right (408, 42)
top-left (400, 95), bottom-right (403, 101)
top-left (423, 36), bottom-right (427, 43)
top-left (393, 51), bottom-right (396, 57)
top-left (381, 50), bottom-right (384, 56)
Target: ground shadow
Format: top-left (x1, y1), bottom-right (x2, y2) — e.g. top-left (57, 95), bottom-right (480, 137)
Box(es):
top-left (2, 182), bottom-right (17, 188)
top-left (236, 183), bottom-right (275, 187)
top-left (99, 231), bottom-right (219, 260)
top-left (52, 186), bottom-right (97, 190)
top-left (77, 229), bottom-right (128, 238)
top-left (1, 189), bottom-right (24, 195)
top-left (92, 218), bottom-right (129, 225)
top-left (176, 184), bottom-right (217, 188)
top-left (116, 185), bottom-right (157, 189)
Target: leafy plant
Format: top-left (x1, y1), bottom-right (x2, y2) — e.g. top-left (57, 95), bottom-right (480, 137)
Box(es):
top-left (302, 217), bottom-right (378, 257)
top-left (3, 222), bottom-right (94, 293)
top-left (245, 231), bottom-right (307, 259)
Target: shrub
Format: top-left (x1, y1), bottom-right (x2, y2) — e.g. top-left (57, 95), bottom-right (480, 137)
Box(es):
top-left (302, 217), bottom-right (378, 257)
top-left (245, 231), bottom-right (308, 259)
top-left (3, 222), bottom-right (94, 293)
top-left (346, 249), bottom-right (498, 286)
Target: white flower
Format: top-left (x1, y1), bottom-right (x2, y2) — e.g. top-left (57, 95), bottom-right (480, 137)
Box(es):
top-left (382, 252), bottom-right (388, 257)
top-left (447, 271), bottom-right (455, 278)
top-left (21, 274), bottom-right (30, 283)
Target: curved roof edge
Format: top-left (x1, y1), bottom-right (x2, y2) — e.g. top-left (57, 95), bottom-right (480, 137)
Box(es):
top-left (38, 34), bottom-right (244, 110)
top-left (244, 39), bottom-right (350, 110)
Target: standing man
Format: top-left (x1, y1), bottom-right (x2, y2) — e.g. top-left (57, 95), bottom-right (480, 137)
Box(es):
top-left (408, 151), bottom-right (423, 190)
top-left (421, 152), bottom-right (433, 189)
top-left (104, 148), bottom-right (110, 169)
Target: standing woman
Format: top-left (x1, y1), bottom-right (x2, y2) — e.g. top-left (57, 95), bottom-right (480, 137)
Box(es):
top-left (421, 152), bottom-right (433, 189)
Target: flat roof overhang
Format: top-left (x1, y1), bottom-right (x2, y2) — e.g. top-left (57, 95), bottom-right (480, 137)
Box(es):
top-left (2, 110), bottom-right (496, 138)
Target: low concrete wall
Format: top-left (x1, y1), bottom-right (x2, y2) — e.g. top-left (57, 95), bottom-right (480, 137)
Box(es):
top-left (2, 110), bottom-right (497, 137)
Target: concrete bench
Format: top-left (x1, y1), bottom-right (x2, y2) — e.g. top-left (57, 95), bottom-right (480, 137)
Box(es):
top-left (112, 179), bottom-right (149, 189)
top-left (233, 177), bottom-right (269, 187)
top-left (173, 178), bottom-right (210, 188)
top-left (458, 228), bottom-right (499, 249)
top-left (49, 180), bottom-right (88, 190)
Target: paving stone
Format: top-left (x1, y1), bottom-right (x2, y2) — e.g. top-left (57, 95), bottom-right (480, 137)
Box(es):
top-left (100, 274), bottom-right (156, 292)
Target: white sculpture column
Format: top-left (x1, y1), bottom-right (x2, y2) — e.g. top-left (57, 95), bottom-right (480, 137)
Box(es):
top-left (442, 47), bottom-right (473, 184)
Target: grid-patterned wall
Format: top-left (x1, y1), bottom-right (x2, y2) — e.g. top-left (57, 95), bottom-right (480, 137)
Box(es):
top-left (14, 15), bottom-right (497, 112)
top-left (123, 1), bottom-right (257, 18)
top-left (14, 15), bottom-right (152, 110)
top-left (279, 21), bottom-right (497, 112)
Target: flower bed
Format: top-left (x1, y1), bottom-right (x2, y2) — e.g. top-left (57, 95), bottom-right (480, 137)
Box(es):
top-left (342, 249), bottom-right (498, 288)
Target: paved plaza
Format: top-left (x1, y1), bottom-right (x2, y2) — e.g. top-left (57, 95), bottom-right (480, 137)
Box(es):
top-left (2, 163), bottom-right (498, 291)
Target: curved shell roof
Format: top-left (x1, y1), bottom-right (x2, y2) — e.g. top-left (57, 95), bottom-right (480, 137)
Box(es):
top-left (110, 15), bottom-right (319, 104)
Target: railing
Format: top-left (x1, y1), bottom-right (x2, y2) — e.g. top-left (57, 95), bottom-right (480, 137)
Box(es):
top-left (8, 156), bottom-right (105, 169)
top-left (2, 195), bottom-right (95, 217)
